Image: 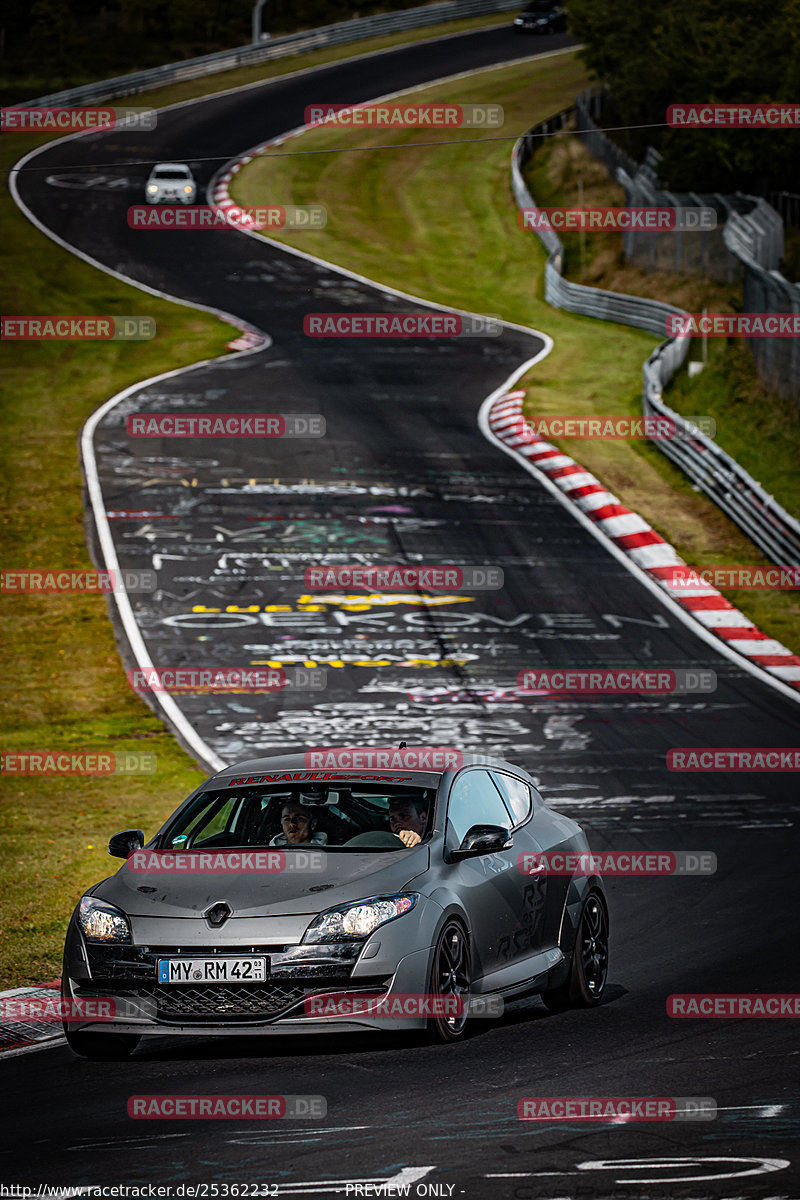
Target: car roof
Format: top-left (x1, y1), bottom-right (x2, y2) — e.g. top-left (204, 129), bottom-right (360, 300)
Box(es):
top-left (151, 162), bottom-right (191, 172)
top-left (208, 750), bottom-right (530, 783)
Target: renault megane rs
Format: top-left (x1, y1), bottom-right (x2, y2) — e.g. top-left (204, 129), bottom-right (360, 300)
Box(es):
top-left (61, 753), bottom-right (609, 1057)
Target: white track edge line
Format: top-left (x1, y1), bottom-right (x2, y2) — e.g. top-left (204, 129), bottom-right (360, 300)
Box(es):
top-left (8, 43), bottom-right (576, 775)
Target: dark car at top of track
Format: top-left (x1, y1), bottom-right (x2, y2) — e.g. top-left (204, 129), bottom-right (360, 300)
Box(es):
top-left (513, 3), bottom-right (568, 33)
top-left (61, 752), bottom-right (609, 1057)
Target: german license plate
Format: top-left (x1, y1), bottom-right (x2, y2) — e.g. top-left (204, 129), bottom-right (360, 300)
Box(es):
top-left (157, 957), bottom-right (268, 984)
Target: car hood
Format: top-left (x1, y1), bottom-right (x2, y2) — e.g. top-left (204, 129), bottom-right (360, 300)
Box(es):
top-left (94, 847), bottom-right (430, 918)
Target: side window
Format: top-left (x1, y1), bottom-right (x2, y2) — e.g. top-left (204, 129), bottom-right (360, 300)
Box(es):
top-left (490, 772), bottom-right (532, 826)
top-left (447, 770), bottom-right (512, 845)
top-left (198, 797), bottom-right (239, 839)
top-left (188, 797), bottom-right (239, 844)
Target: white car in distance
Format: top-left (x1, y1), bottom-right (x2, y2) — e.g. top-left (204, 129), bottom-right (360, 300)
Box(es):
top-left (145, 163), bottom-right (197, 204)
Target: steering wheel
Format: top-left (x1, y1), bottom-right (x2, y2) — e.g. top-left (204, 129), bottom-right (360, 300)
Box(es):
top-left (342, 831), bottom-right (406, 848)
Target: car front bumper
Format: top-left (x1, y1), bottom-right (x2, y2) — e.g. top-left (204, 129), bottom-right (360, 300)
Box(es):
top-left (146, 192), bottom-right (195, 203)
top-left (62, 945), bottom-right (433, 1035)
top-left (61, 900), bottom-right (445, 1036)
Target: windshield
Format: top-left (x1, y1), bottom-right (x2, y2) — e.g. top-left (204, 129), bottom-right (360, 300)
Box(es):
top-left (158, 784), bottom-right (435, 852)
top-left (152, 166), bottom-right (190, 179)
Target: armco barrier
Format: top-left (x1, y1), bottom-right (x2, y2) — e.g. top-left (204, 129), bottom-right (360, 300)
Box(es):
top-left (512, 111), bottom-right (800, 566)
top-left (15, 0), bottom-right (521, 108)
top-left (576, 87), bottom-right (800, 406)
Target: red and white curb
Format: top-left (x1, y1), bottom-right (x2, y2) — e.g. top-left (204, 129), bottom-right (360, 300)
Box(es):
top-left (0, 982), bottom-right (64, 1057)
top-left (220, 314), bottom-right (267, 352)
top-left (210, 124), bottom-right (313, 216)
top-left (489, 390), bottom-right (800, 693)
top-left (204, 162), bottom-right (270, 351)
top-left (211, 140), bottom-right (304, 355)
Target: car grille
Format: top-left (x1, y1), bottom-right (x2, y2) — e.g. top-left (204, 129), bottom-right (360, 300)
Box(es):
top-left (96, 980), bottom-right (389, 1023)
top-left (149, 982), bottom-right (310, 1020)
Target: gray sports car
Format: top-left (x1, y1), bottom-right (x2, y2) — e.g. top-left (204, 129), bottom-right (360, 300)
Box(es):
top-left (61, 753), bottom-right (609, 1057)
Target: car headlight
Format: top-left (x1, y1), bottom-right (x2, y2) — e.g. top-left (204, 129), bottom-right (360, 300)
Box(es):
top-left (302, 893), bottom-right (418, 944)
top-left (78, 896), bottom-right (132, 943)
top-left (146, 184), bottom-right (158, 193)
top-left (183, 185), bottom-right (193, 194)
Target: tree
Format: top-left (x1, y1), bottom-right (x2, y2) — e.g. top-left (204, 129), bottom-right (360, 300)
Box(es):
top-left (567, 0), bottom-right (800, 193)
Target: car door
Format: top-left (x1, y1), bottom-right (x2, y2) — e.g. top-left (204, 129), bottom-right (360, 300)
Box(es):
top-left (488, 770), bottom-right (549, 968)
top-left (445, 768), bottom-right (545, 985)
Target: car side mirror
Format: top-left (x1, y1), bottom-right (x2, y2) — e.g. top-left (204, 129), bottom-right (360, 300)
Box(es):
top-left (109, 829), bottom-right (144, 858)
top-left (451, 824), bottom-right (512, 861)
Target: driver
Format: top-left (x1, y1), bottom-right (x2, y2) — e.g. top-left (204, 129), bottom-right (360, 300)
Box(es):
top-left (269, 799), bottom-right (328, 847)
top-left (387, 796), bottom-right (429, 848)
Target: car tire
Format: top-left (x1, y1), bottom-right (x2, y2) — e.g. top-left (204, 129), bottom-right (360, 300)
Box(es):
top-left (541, 890), bottom-right (608, 1010)
top-left (63, 1026), bottom-right (141, 1060)
top-left (426, 918), bottom-right (473, 1043)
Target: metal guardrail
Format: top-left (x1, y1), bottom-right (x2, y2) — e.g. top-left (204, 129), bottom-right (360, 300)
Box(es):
top-left (575, 87), bottom-right (800, 405)
top-left (17, 0), bottom-right (522, 108)
top-left (767, 190), bottom-right (800, 229)
top-left (512, 111), bottom-right (800, 565)
top-left (722, 207), bottom-right (800, 405)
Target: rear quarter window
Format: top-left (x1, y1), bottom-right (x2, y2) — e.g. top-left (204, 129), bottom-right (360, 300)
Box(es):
top-left (489, 771), bottom-right (532, 825)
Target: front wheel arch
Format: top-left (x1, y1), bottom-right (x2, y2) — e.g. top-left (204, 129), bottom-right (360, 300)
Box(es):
top-left (426, 915), bottom-right (473, 1043)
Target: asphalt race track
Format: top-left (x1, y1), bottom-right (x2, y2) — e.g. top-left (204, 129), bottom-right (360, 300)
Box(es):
top-left (4, 23), bottom-right (800, 1198)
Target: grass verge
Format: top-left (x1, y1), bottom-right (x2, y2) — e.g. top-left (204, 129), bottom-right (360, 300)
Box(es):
top-left (0, 134), bottom-right (232, 986)
top-left (230, 48), bottom-right (799, 652)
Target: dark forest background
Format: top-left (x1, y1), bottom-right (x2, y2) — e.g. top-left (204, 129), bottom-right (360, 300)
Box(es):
top-left (569, 0), bottom-right (800, 194)
top-left (0, 0), bottom-right (437, 98)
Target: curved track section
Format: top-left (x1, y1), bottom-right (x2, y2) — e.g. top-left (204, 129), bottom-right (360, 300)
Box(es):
top-left (6, 24), bottom-right (800, 1197)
